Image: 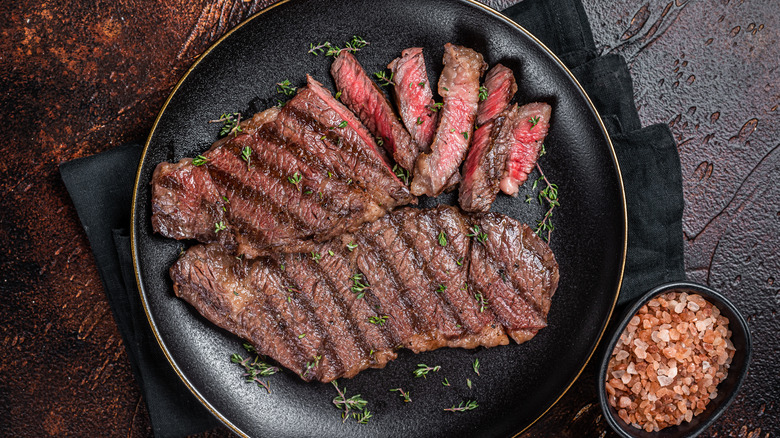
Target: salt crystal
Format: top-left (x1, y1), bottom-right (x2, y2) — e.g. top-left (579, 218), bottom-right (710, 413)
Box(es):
top-left (627, 362), bottom-right (637, 375)
top-left (657, 375), bottom-right (674, 386)
top-left (616, 350), bottom-right (629, 361)
top-left (668, 365), bottom-right (678, 378)
top-left (612, 370), bottom-right (626, 379)
top-left (674, 302), bottom-right (686, 313)
top-left (622, 373), bottom-right (632, 384)
top-left (687, 301), bottom-right (700, 311)
top-left (635, 346), bottom-right (647, 360)
top-left (658, 329), bottom-right (670, 342)
top-left (619, 396), bottom-right (632, 408)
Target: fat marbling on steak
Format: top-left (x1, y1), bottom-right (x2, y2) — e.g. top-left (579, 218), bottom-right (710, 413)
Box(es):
top-left (171, 206), bottom-right (559, 382)
top-left (388, 48), bottom-right (438, 152)
top-left (410, 44), bottom-right (487, 197)
top-left (151, 76), bottom-right (414, 258)
top-left (331, 51), bottom-right (418, 173)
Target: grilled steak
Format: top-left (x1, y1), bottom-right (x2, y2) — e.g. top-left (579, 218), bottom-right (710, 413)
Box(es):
top-left (171, 206), bottom-right (559, 382)
top-left (500, 102), bottom-right (552, 196)
top-left (476, 64), bottom-right (517, 126)
top-left (331, 51), bottom-right (418, 172)
top-left (460, 64), bottom-right (518, 212)
top-left (411, 44), bottom-right (487, 197)
top-left (151, 77), bottom-right (414, 257)
top-left (388, 48), bottom-right (438, 152)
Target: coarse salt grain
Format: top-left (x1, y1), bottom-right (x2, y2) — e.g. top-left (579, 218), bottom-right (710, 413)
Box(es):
top-left (605, 291), bottom-right (735, 432)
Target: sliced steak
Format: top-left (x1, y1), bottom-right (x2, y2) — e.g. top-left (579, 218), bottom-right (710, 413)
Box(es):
top-left (411, 44), bottom-right (487, 197)
top-left (388, 48), bottom-right (438, 152)
top-left (171, 206), bottom-right (558, 382)
top-left (500, 102), bottom-right (552, 196)
top-left (476, 64), bottom-right (517, 126)
top-left (151, 79), bottom-right (414, 256)
top-left (459, 64), bottom-right (518, 212)
top-left (331, 52), bottom-right (418, 172)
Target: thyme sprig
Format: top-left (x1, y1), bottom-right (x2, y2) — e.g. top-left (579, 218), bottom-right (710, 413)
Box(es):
top-left (533, 163), bottom-right (559, 242)
top-left (438, 230), bottom-right (448, 246)
top-left (241, 146), bottom-right (252, 169)
top-left (478, 86), bottom-right (488, 101)
top-left (466, 225), bottom-right (488, 244)
top-left (230, 345), bottom-right (279, 394)
top-left (214, 221), bottom-right (226, 233)
top-left (393, 164), bottom-right (410, 185)
top-left (390, 388), bottom-right (412, 403)
top-left (373, 70), bottom-right (395, 87)
top-left (210, 112), bottom-right (243, 137)
top-left (288, 171), bottom-right (303, 189)
top-left (346, 242), bottom-right (358, 252)
top-left (302, 355), bottom-right (322, 378)
top-left (331, 380), bottom-right (371, 423)
top-left (472, 358), bottom-right (480, 376)
top-left (276, 79), bottom-right (297, 96)
top-left (192, 155), bottom-right (209, 166)
top-left (309, 35), bottom-right (369, 57)
top-left (413, 363), bottom-right (441, 378)
top-left (529, 115), bottom-right (540, 128)
top-left (368, 315), bottom-right (388, 326)
top-left (444, 400), bottom-right (478, 412)
top-left (350, 273), bottom-right (370, 299)
top-left (474, 291), bottom-right (487, 313)
top-left (426, 102), bottom-right (443, 113)
top-left (311, 251), bottom-right (322, 263)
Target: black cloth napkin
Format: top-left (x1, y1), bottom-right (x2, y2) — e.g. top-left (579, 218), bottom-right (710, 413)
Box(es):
top-left (60, 0), bottom-right (685, 435)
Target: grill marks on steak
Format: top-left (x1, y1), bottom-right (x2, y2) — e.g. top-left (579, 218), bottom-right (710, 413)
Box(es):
top-left (468, 212), bottom-right (559, 343)
top-left (331, 52), bottom-right (418, 172)
top-left (499, 102), bottom-right (552, 196)
top-left (411, 44), bottom-right (487, 197)
top-left (171, 206), bottom-right (558, 382)
top-left (151, 79), bottom-right (414, 257)
top-left (388, 48), bottom-right (438, 152)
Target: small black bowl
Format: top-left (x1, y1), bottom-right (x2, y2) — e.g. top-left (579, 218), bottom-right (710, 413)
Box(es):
top-left (597, 281), bottom-right (752, 438)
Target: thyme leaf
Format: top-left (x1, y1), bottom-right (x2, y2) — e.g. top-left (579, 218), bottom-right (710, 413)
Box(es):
top-left (192, 155), bottom-right (209, 166)
top-left (444, 400), bottom-right (478, 412)
top-left (413, 363), bottom-right (441, 378)
top-left (478, 85), bottom-right (488, 101)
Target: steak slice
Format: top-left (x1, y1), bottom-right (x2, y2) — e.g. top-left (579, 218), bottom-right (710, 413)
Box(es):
top-left (476, 64), bottom-right (517, 126)
top-left (151, 80), bottom-right (414, 256)
top-left (172, 206), bottom-right (558, 382)
top-left (411, 44), bottom-right (487, 197)
top-left (388, 48), bottom-right (438, 152)
top-left (500, 102), bottom-right (552, 196)
top-left (459, 64), bottom-right (518, 212)
top-left (331, 52), bottom-right (418, 172)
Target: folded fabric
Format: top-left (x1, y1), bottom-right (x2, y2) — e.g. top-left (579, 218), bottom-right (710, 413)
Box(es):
top-left (60, 144), bottom-right (222, 437)
top-left (59, 0), bottom-right (685, 435)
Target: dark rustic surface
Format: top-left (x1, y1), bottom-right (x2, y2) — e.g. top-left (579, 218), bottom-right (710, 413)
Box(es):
top-left (1, 0), bottom-right (777, 436)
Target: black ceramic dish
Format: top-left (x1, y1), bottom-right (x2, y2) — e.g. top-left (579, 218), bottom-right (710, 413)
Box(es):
top-left (131, 0), bottom-right (627, 436)
top-left (598, 281), bottom-right (752, 438)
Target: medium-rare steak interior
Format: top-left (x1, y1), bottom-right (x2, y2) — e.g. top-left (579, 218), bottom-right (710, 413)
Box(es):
top-left (411, 43), bottom-right (487, 197)
top-left (171, 206), bottom-right (559, 382)
top-left (151, 76), bottom-right (414, 258)
top-left (388, 47), bottom-right (438, 153)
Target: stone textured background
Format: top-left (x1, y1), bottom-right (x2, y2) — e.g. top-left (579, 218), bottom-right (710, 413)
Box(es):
top-left (1, 0), bottom-right (776, 436)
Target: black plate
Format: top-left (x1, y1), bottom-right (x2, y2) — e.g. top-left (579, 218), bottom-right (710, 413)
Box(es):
top-left (132, 0), bottom-right (627, 436)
